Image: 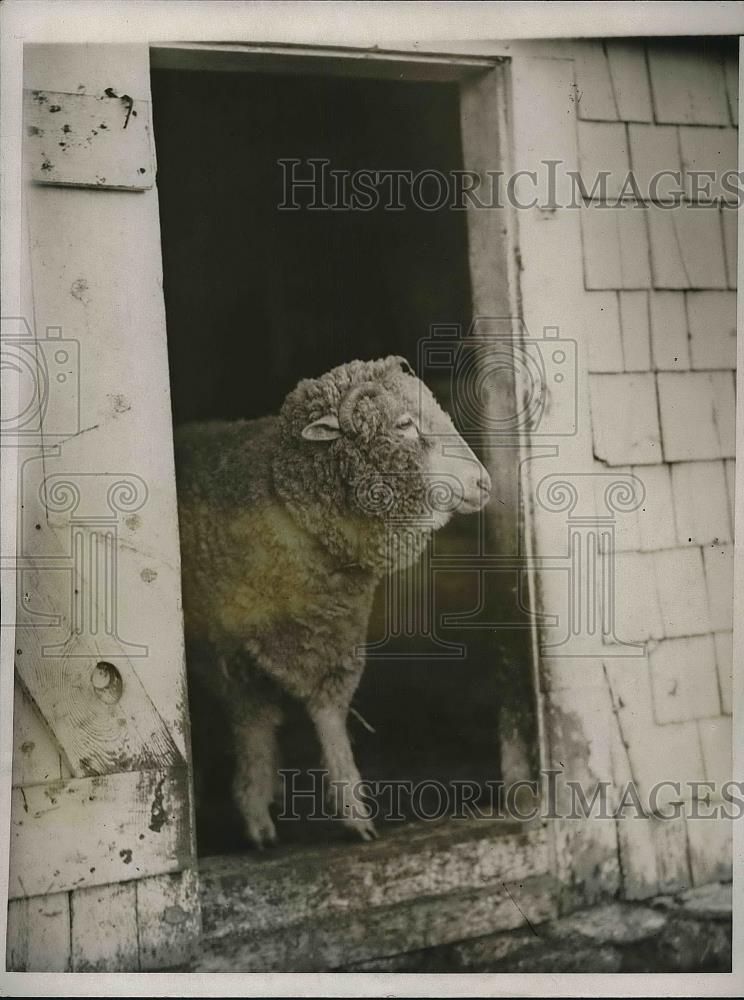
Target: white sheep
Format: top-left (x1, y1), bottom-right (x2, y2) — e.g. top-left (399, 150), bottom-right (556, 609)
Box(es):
top-left (175, 356), bottom-right (491, 845)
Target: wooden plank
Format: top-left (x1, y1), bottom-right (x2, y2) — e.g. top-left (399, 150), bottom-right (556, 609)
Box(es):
top-left (200, 822), bottom-right (548, 941)
top-left (24, 89), bottom-right (154, 190)
top-left (8, 767), bottom-right (191, 899)
top-left (196, 873), bottom-right (559, 972)
top-left (136, 868), bottom-right (201, 971)
top-left (6, 892), bottom-right (71, 971)
top-left (149, 42), bottom-right (496, 82)
top-left (11, 683), bottom-right (66, 787)
top-left (23, 42), bottom-right (191, 762)
top-left (70, 882), bottom-right (138, 972)
top-left (15, 560), bottom-right (183, 777)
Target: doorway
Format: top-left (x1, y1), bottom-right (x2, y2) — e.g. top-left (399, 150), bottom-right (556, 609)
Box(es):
top-left (151, 51), bottom-right (538, 855)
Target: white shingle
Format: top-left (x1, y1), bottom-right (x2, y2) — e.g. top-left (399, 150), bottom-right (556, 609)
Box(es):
top-left (723, 51), bottom-right (739, 126)
top-left (628, 124), bottom-right (681, 203)
top-left (671, 461), bottom-right (731, 546)
top-left (711, 371), bottom-right (736, 457)
top-left (633, 719), bottom-right (705, 809)
top-left (574, 42), bottom-right (619, 121)
top-left (687, 813), bottom-right (732, 886)
top-left (618, 209), bottom-right (652, 288)
top-left (724, 459), bottom-right (736, 529)
top-left (646, 205), bottom-right (689, 289)
top-left (713, 631), bottom-right (733, 715)
top-left (619, 291), bottom-right (652, 371)
top-left (657, 372), bottom-right (722, 461)
top-left (610, 550), bottom-right (664, 643)
top-left (672, 207), bottom-right (728, 289)
top-left (577, 121), bottom-right (631, 201)
top-left (590, 373), bottom-right (662, 465)
top-left (653, 546), bottom-right (711, 637)
top-left (703, 543), bottom-right (734, 633)
top-left (649, 292), bottom-right (690, 370)
top-left (606, 41), bottom-right (654, 122)
top-left (649, 634), bottom-right (720, 724)
top-left (679, 127), bottom-right (739, 204)
top-left (686, 291), bottom-right (737, 370)
top-left (581, 206), bottom-right (622, 289)
top-left (593, 463), bottom-right (641, 553)
top-left (721, 207), bottom-right (737, 290)
top-left (697, 715), bottom-right (732, 787)
top-left (584, 291), bottom-right (624, 372)
top-left (647, 45), bottom-right (730, 126)
top-left (633, 463), bottom-right (677, 551)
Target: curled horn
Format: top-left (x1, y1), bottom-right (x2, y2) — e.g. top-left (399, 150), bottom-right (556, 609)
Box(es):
top-left (338, 381), bottom-right (382, 435)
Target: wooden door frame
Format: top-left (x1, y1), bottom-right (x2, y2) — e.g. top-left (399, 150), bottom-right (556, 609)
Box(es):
top-left (149, 41), bottom-right (550, 967)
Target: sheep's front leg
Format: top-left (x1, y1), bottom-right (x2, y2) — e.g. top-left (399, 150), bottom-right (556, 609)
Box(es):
top-left (308, 704), bottom-right (377, 842)
top-left (232, 711), bottom-right (281, 848)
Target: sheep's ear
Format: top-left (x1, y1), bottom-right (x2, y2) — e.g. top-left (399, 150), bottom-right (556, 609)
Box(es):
top-left (301, 414), bottom-right (341, 441)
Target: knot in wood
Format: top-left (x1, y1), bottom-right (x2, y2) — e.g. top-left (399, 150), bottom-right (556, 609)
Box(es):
top-left (91, 661), bottom-right (123, 704)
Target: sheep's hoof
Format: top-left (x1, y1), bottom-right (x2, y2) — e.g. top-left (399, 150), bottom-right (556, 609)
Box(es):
top-left (344, 814), bottom-right (378, 842)
top-left (242, 806), bottom-right (278, 849)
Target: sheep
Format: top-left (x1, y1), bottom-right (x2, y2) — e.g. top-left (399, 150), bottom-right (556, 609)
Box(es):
top-left (174, 355), bottom-right (491, 846)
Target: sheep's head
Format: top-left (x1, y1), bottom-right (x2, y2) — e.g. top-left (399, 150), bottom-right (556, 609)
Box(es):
top-left (274, 357), bottom-right (491, 572)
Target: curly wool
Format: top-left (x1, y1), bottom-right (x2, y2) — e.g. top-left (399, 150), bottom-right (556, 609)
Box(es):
top-left (174, 356), bottom-right (442, 705)
top-left (273, 355), bottom-right (435, 573)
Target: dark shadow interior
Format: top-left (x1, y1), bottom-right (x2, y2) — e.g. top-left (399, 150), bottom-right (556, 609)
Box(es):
top-left (152, 65), bottom-right (537, 854)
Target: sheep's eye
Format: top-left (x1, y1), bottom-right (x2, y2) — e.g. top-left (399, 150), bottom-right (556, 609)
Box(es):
top-left (395, 415), bottom-right (419, 438)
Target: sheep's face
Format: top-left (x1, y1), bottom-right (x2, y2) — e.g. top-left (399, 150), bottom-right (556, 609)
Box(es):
top-left (287, 356), bottom-right (491, 537)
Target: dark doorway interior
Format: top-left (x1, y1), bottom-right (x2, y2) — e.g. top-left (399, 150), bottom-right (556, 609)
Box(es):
top-left (152, 66), bottom-right (536, 854)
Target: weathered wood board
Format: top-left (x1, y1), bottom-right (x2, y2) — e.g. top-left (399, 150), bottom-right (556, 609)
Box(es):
top-left (8, 767), bottom-right (191, 899)
top-left (24, 89), bottom-right (154, 190)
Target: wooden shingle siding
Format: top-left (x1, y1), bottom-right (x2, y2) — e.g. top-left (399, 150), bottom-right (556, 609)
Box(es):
top-left (649, 292), bottom-right (690, 370)
top-left (618, 291), bottom-right (652, 371)
top-left (604, 42), bottom-right (654, 123)
top-left (697, 716), bottom-right (733, 791)
top-left (577, 121), bottom-right (630, 200)
top-left (627, 124), bottom-right (681, 202)
top-left (648, 635), bottom-right (720, 725)
top-left (589, 373), bottom-right (661, 465)
top-left (574, 42), bottom-right (619, 121)
top-left (646, 205), bottom-right (690, 289)
top-left (721, 206), bottom-right (738, 289)
top-left (584, 291), bottom-right (624, 372)
top-left (656, 372), bottom-right (734, 461)
top-left (671, 461), bottom-right (732, 546)
top-left (679, 126), bottom-right (738, 204)
top-left (653, 547), bottom-right (712, 638)
top-left (714, 632), bottom-right (733, 715)
top-left (702, 544), bottom-right (734, 634)
top-left (672, 208), bottom-right (729, 289)
top-left (646, 45), bottom-right (730, 126)
top-left (686, 291), bottom-right (737, 370)
top-left (610, 551), bottom-right (664, 642)
top-left (687, 813), bottom-right (732, 886)
top-left (633, 464), bottom-right (677, 552)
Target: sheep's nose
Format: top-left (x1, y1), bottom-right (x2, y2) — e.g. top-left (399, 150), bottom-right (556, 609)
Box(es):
top-left (477, 470), bottom-right (492, 497)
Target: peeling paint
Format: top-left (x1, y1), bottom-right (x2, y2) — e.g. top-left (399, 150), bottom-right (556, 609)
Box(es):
top-left (149, 775), bottom-right (168, 833)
